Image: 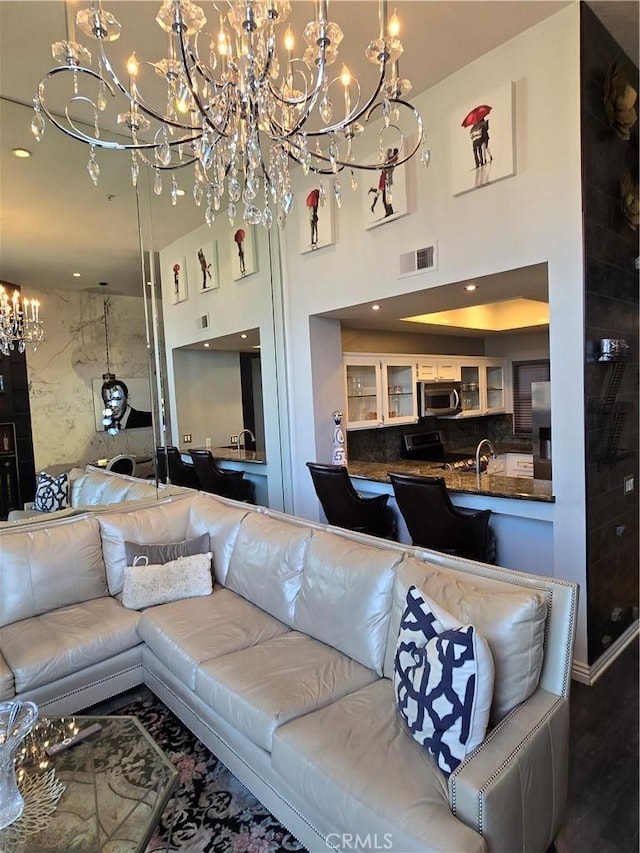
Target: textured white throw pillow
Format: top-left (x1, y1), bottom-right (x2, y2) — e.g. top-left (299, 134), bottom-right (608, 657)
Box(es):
top-left (122, 552), bottom-right (213, 610)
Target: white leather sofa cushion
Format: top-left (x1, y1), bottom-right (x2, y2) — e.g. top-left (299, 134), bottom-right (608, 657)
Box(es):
top-left (0, 515), bottom-right (107, 627)
top-left (0, 598), bottom-right (141, 692)
top-left (138, 588), bottom-right (289, 690)
top-left (72, 468), bottom-right (159, 506)
top-left (185, 493), bottom-right (250, 585)
top-left (272, 679), bottom-right (486, 853)
top-left (194, 631), bottom-right (377, 753)
top-left (0, 651), bottom-right (14, 700)
top-left (293, 530), bottom-right (400, 676)
top-left (99, 500), bottom-right (194, 595)
top-left (384, 557), bottom-right (548, 724)
top-left (225, 513), bottom-right (312, 625)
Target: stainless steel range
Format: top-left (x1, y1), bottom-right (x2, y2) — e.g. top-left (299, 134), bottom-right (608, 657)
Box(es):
top-left (402, 431), bottom-right (488, 473)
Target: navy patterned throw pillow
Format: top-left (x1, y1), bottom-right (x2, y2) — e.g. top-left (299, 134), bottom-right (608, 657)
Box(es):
top-left (394, 585), bottom-right (494, 775)
top-left (33, 471), bottom-right (70, 512)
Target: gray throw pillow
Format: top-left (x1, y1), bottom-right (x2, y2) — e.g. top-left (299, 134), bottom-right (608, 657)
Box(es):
top-left (124, 532), bottom-right (211, 566)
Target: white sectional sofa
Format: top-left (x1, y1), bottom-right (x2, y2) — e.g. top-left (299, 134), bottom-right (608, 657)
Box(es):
top-left (4, 464), bottom-right (188, 525)
top-left (0, 484), bottom-right (578, 853)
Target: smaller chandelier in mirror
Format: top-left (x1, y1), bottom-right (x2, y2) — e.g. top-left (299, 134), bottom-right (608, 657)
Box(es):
top-left (0, 284), bottom-right (44, 356)
top-left (32, 0), bottom-right (430, 229)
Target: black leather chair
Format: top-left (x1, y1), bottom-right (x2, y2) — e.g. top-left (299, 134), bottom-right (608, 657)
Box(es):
top-left (389, 472), bottom-right (496, 562)
top-left (105, 454), bottom-right (136, 476)
top-left (188, 449), bottom-right (255, 503)
top-left (306, 462), bottom-right (397, 540)
top-left (155, 446), bottom-right (199, 489)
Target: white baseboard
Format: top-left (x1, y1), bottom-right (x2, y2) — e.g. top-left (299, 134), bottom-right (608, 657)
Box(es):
top-left (572, 620), bottom-right (639, 685)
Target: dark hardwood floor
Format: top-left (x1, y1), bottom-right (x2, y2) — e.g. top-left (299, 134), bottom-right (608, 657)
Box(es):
top-left (555, 638), bottom-right (639, 853)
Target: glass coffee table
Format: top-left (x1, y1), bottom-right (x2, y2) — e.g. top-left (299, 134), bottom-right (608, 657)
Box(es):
top-left (2, 714), bottom-right (178, 852)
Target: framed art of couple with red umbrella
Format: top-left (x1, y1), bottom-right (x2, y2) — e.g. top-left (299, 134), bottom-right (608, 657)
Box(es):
top-left (451, 82), bottom-right (516, 196)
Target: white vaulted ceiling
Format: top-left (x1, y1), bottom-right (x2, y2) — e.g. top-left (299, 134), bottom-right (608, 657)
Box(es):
top-left (0, 1), bottom-right (637, 299)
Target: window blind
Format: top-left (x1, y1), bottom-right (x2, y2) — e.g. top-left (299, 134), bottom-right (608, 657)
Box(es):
top-left (512, 360), bottom-right (550, 434)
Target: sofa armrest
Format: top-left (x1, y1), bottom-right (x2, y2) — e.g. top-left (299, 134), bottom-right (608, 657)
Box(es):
top-left (8, 508), bottom-right (42, 520)
top-left (449, 687), bottom-right (569, 853)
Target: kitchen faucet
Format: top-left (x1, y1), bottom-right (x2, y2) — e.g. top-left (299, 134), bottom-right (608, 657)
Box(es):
top-left (475, 438), bottom-right (496, 484)
top-left (237, 429), bottom-right (255, 451)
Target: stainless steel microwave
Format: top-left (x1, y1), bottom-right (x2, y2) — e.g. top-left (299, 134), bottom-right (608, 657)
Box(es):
top-left (418, 382), bottom-right (462, 417)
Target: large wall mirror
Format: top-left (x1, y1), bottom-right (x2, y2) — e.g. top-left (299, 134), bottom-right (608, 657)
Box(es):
top-left (0, 90), bottom-right (289, 511)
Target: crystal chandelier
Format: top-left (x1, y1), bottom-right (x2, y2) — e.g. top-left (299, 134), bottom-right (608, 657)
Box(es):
top-left (0, 284), bottom-right (44, 356)
top-left (32, 0), bottom-right (430, 228)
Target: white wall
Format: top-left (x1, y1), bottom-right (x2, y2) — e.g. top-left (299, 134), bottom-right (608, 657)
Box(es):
top-left (25, 288), bottom-right (154, 469)
top-left (159, 223), bottom-right (287, 508)
top-left (280, 6), bottom-right (589, 663)
top-left (157, 7), bottom-right (590, 665)
top-left (172, 349), bottom-right (243, 448)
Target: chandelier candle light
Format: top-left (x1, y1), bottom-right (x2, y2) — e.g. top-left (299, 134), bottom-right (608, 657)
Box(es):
top-left (0, 285), bottom-right (44, 356)
top-left (32, 0), bottom-right (429, 228)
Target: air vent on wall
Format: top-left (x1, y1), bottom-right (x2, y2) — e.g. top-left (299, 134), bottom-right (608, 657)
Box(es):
top-left (196, 314), bottom-right (209, 330)
top-left (399, 242), bottom-right (438, 278)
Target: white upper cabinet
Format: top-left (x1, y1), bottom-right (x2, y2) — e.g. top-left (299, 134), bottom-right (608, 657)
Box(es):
top-left (344, 355), bottom-right (417, 429)
top-left (344, 353), bottom-right (506, 428)
top-left (416, 357), bottom-right (461, 382)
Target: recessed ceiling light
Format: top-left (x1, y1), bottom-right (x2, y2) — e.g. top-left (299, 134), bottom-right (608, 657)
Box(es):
top-left (72, 272), bottom-right (81, 277)
top-left (371, 304), bottom-right (381, 311)
top-left (252, 345), bottom-right (261, 349)
top-left (464, 284), bottom-right (478, 292)
top-left (203, 342), bottom-right (210, 348)
top-left (240, 333), bottom-right (248, 339)
top-left (12, 148), bottom-right (32, 158)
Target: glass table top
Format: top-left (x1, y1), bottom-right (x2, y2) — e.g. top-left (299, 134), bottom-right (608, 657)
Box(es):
top-left (2, 714), bottom-right (178, 853)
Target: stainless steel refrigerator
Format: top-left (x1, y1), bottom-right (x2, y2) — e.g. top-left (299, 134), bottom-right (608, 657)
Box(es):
top-left (532, 381), bottom-right (552, 481)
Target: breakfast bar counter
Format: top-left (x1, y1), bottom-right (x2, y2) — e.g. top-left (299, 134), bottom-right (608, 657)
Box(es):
top-left (347, 458), bottom-right (554, 503)
top-left (344, 459), bottom-right (555, 576)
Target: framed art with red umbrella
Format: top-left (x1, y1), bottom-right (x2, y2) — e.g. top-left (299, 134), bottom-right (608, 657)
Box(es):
top-left (230, 226), bottom-right (257, 280)
top-left (450, 82), bottom-right (516, 197)
top-left (299, 184), bottom-right (335, 254)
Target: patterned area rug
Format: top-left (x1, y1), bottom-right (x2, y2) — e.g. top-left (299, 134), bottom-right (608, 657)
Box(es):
top-left (109, 691), bottom-right (308, 853)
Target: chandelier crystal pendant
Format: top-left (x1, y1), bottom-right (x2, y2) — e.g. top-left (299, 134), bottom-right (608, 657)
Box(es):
top-left (0, 284), bottom-right (44, 356)
top-left (100, 287), bottom-right (121, 436)
top-left (32, 0), bottom-right (430, 228)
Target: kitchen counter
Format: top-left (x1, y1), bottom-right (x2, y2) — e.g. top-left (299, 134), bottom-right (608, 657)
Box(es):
top-left (183, 446), bottom-right (267, 465)
top-left (347, 458), bottom-right (554, 502)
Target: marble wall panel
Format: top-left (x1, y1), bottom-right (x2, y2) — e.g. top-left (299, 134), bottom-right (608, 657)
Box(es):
top-left (25, 288), bottom-right (154, 471)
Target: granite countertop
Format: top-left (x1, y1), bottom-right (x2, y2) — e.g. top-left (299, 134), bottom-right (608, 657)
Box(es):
top-left (347, 458), bottom-right (554, 502)
top-left (186, 446), bottom-right (267, 465)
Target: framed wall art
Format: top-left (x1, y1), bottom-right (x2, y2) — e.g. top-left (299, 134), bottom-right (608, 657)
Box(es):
top-left (299, 185), bottom-right (335, 254)
top-left (170, 256), bottom-right (188, 304)
top-left (230, 227), bottom-right (258, 280)
top-left (92, 377), bottom-right (152, 432)
top-left (195, 242), bottom-right (219, 292)
top-left (362, 144), bottom-right (408, 230)
top-left (451, 81), bottom-right (516, 196)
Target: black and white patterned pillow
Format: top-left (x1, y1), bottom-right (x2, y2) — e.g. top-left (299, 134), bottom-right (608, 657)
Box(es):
top-left (33, 471), bottom-right (70, 512)
top-left (394, 585), bottom-right (494, 775)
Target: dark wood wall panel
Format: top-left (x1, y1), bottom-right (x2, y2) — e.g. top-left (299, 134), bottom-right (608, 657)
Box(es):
top-left (581, 4), bottom-right (639, 664)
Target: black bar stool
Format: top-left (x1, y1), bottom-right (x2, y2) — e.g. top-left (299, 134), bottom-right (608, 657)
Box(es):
top-left (189, 449), bottom-right (255, 503)
top-left (389, 471), bottom-right (496, 562)
top-left (306, 462), bottom-right (397, 540)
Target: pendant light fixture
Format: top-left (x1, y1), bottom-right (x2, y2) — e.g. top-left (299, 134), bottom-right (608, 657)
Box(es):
top-left (99, 282), bottom-right (121, 435)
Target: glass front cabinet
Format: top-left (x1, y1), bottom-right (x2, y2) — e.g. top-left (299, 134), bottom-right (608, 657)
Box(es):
top-left (457, 360), bottom-right (505, 417)
top-left (484, 360), bottom-right (506, 413)
top-left (344, 356), bottom-right (417, 429)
